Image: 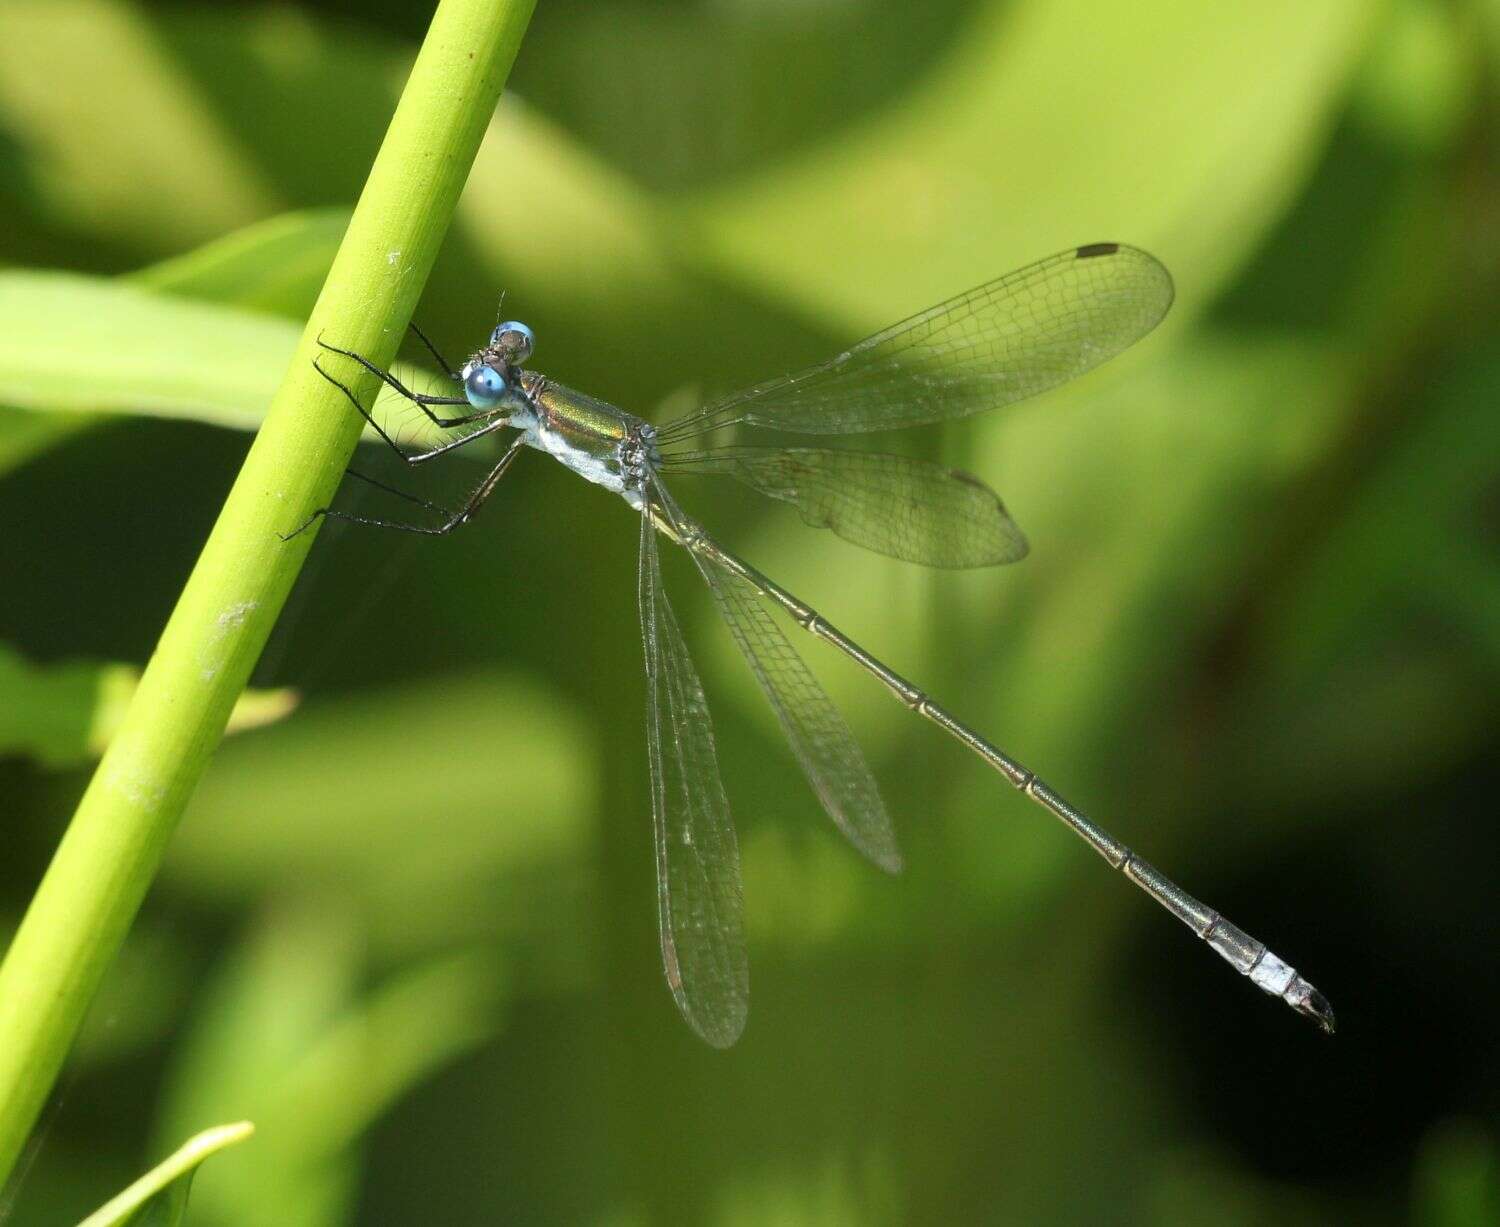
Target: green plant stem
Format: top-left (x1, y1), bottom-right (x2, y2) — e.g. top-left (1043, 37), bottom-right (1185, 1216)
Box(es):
top-left (0, 0), bottom-right (535, 1184)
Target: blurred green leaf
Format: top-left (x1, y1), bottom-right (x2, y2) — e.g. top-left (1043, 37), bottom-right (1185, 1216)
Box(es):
top-left (1414, 1120), bottom-right (1500, 1227)
top-left (0, 406), bottom-right (93, 477)
top-left (75, 1121), bottom-right (253, 1227)
top-left (683, 0), bottom-right (1376, 331)
top-left (1485, 0), bottom-right (1500, 78)
top-left (153, 900), bottom-right (500, 1227)
top-left (133, 208), bottom-right (348, 319)
top-left (0, 642), bottom-right (297, 769)
top-left (168, 670), bottom-right (596, 958)
top-left (1352, 0), bottom-right (1476, 154)
top-left (0, 207), bottom-right (347, 474)
top-left (456, 97), bottom-right (688, 328)
top-left (1218, 352), bottom-right (1500, 810)
top-left (0, 1), bottom-right (279, 260)
top-left (0, 215), bottom-right (460, 468)
top-left (511, 1), bottom-right (971, 193)
top-left (712, 1146), bottom-right (901, 1227)
top-left (0, 270), bottom-right (297, 427)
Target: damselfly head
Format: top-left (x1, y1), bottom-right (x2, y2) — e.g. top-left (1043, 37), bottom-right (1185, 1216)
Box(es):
top-left (461, 360), bottom-right (510, 410)
top-left (489, 320), bottom-right (534, 366)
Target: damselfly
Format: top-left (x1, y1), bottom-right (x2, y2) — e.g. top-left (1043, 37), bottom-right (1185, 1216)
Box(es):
top-left (289, 243), bottom-right (1334, 1046)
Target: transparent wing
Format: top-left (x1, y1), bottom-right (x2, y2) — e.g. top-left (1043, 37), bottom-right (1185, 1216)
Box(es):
top-left (663, 446), bottom-right (1029, 569)
top-left (653, 482), bottom-right (902, 872)
top-left (657, 244), bottom-right (1172, 441)
top-left (638, 502), bottom-right (748, 1048)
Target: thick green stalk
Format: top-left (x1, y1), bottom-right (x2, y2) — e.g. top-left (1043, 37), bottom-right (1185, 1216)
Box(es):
top-left (0, 0), bottom-right (535, 1183)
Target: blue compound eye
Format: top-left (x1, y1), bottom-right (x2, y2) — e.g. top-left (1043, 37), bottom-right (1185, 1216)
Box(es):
top-left (489, 320), bottom-right (534, 364)
top-left (463, 363), bottom-right (508, 409)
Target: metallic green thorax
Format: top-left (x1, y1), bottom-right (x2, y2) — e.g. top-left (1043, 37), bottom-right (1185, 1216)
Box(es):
top-left (529, 375), bottom-right (636, 449)
top-left (517, 372), bottom-right (653, 506)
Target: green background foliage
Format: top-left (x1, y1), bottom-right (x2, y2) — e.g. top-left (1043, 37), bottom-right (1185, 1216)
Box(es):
top-left (1, 0), bottom-right (1496, 1222)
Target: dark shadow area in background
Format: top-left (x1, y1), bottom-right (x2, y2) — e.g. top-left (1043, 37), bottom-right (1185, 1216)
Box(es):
top-left (1131, 747), bottom-right (1500, 1197)
top-left (0, 419), bottom-right (249, 666)
top-left (142, 0), bottom-right (980, 192)
top-left (1122, 85), bottom-right (1499, 1202)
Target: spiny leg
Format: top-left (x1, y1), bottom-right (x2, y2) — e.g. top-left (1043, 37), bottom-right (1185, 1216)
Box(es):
top-left (344, 468), bottom-right (456, 517)
top-left (407, 322), bottom-right (462, 382)
top-left (315, 334), bottom-right (475, 428)
top-left (281, 432), bottom-right (527, 540)
top-left (312, 356), bottom-right (507, 467)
